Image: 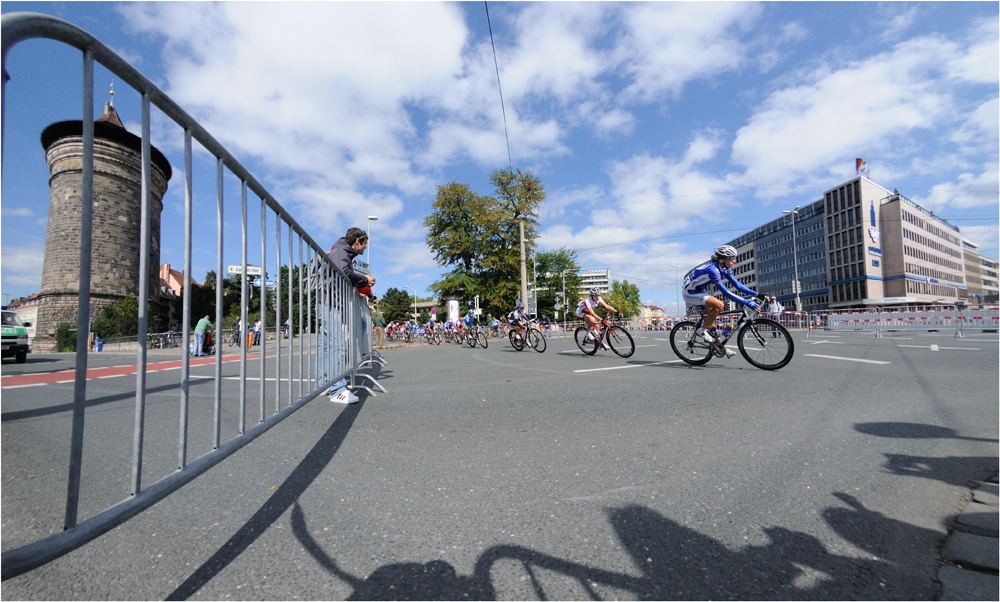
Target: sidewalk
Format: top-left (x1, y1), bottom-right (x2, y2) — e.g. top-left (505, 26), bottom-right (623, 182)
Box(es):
top-left (938, 472), bottom-right (999, 600)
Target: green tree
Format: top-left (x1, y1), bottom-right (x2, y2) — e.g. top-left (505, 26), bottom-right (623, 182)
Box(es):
top-left (604, 280), bottom-right (642, 318)
top-left (380, 287), bottom-right (412, 324)
top-left (91, 293), bottom-right (142, 339)
top-left (425, 169), bottom-right (545, 317)
top-left (533, 247), bottom-right (581, 321)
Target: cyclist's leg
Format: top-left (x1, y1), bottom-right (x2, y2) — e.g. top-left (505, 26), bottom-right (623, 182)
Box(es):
top-left (702, 296), bottom-right (723, 331)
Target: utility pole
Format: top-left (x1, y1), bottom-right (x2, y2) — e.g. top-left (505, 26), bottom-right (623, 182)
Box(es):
top-left (783, 206), bottom-right (801, 312)
top-left (519, 221), bottom-right (528, 309)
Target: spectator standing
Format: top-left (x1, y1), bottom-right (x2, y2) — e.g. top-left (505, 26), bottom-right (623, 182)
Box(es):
top-left (253, 318), bottom-right (262, 346)
top-left (193, 315), bottom-right (212, 356)
top-left (373, 311), bottom-right (386, 347)
top-left (322, 227), bottom-right (375, 404)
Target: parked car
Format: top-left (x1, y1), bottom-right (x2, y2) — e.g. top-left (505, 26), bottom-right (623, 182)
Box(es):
top-left (2, 310), bottom-right (31, 363)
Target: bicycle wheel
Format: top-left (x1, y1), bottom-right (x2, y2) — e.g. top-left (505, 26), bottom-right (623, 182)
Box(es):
top-left (606, 325), bottom-right (635, 358)
top-left (509, 330), bottom-right (525, 351)
top-left (467, 331), bottom-right (478, 348)
top-left (670, 321), bottom-right (713, 365)
top-left (737, 318), bottom-right (794, 370)
top-left (477, 331), bottom-right (489, 349)
top-left (527, 328), bottom-right (546, 353)
top-left (574, 327), bottom-right (598, 355)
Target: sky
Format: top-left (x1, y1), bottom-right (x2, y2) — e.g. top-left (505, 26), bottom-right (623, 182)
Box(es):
top-left (2, 1), bottom-right (998, 316)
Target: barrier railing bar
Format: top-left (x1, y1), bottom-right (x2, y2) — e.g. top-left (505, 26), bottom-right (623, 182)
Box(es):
top-left (259, 196), bottom-right (266, 422)
top-left (298, 235), bottom-right (304, 401)
top-left (64, 48), bottom-right (95, 530)
top-left (130, 92), bottom-right (153, 498)
top-left (179, 129), bottom-right (193, 470)
top-left (239, 181), bottom-right (248, 435)
top-left (288, 223), bottom-right (294, 406)
top-left (1, 385), bottom-right (327, 581)
top-left (275, 213), bottom-right (282, 413)
top-left (213, 157), bottom-right (224, 449)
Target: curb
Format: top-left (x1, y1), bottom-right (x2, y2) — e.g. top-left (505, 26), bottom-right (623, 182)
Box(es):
top-left (937, 472), bottom-right (999, 600)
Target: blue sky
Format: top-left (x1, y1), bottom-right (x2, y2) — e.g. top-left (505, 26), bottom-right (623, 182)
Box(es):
top-left (2, 1), bottom-right (997, 314)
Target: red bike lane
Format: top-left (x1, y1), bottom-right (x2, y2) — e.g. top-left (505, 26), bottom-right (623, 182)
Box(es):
top-left (1, 353), bottom-right (253, 388)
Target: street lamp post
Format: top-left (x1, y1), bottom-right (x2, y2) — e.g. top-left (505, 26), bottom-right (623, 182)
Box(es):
top-left (671, 264), bottom-right (682, 318)
top-left (561, 268), bottom-right (575, 331)
top-left (366, 216), bottom-right (378, 270)
top-left (402, 286), bottom-right (416, 322)
top-left (783, 206), bottom-right (801, 312)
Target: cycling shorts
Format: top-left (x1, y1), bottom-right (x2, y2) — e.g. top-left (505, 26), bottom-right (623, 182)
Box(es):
top-left (682, 290), bottom-right (713, 309)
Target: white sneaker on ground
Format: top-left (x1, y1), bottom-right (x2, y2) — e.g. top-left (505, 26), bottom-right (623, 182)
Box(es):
top-left (330, 389), bottom-right (359, 404)
top-left (326, 378), bottom-right (348, 395)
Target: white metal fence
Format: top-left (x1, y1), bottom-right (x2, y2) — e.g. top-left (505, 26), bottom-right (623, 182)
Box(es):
top-left (2, 12), bottom-right (384, 579)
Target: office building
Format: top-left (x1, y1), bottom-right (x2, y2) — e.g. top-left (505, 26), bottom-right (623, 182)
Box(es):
top-left (725, 174), bottom-right (986, 311)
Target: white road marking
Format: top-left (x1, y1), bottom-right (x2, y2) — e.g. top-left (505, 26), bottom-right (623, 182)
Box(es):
top-left (574, 360), bottom-right (682, 373)
top-left (804, 354), bottom-right (890, 365)
top-left (896, 344), bottom-right (979, 351)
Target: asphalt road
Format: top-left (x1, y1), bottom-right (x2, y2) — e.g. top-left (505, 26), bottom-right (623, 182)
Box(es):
top-left (1, 330), bottom-right (997, 600)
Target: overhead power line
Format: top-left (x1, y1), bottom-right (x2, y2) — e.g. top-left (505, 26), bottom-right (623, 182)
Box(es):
top-left (485, 1), bottom-right (513, 174)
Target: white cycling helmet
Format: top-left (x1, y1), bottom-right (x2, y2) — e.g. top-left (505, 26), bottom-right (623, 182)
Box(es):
top-left (713, 245), bottom-right (738, 260)
top-left (589, 287), bottom-right (600, 296)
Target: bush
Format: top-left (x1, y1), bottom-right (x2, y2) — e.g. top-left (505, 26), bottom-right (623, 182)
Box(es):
top-left (55, 323), bottom-right (77, 352)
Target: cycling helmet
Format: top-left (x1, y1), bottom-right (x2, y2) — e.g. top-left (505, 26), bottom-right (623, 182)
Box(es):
top-left (516, 300), bottom-right (525, 309)
top-left (713, 245), bottom-right (738, 260)
top-left (589, 287), bottom-right (600, 296)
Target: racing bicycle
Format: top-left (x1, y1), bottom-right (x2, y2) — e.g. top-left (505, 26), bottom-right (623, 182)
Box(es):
top-left (466, 326), bottom-right (489, 349)
top-left (669, 297), bottom-right (793, 370)
top-left (508, 320), bottom-right (546, 353)
top-left (574, 312), bottom-right (635, 358)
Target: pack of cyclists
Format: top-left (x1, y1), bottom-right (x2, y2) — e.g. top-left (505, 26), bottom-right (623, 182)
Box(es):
top-left (375, 244), bottom-right (773, 361)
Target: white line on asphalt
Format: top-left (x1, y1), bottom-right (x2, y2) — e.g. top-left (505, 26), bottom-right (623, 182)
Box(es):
top-left (804, 354), bottom-right (890, 364)
top-left (574, 360), bottom-right (682, 373)
top-left (896, 344), bottom-right (980, 351)
top-left (2, 383), bottom-right (47, 389)
top-left (806, 340), bottom-right (844, 345)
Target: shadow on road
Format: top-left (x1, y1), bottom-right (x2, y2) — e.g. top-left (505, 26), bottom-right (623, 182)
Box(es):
top-left (276, 500), bottom-right (931, 600)
top-left (164, 420), bottom-right (982, 600)
top-left (165, 388), bottom-right (370, 601)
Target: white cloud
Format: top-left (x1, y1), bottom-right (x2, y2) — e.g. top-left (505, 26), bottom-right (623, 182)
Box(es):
top-left (1, 207), bottom-right (33, 217)
top-left (945, 18), bottom-right (1000, 85)
top-left (607, 130), bottom-right (736, 232)
top-left (731, 35), bottom-right (963, 192)
top-left (120, 1), bottom-right (469, 232)
top-left (921, 165), bottom-right (1000, 211)
top-left (616, 2), bottom-right (762, 103)
top-left (959, 224), bottom-right (1000, 254)
top-left (1, 244), bottom-right (45, 288)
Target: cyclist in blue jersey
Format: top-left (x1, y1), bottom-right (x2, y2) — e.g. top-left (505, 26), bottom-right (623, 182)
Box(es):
top-left (683, 245), bottom-right (768, 352)
top-left (461, 309), bottom-right (478, 337)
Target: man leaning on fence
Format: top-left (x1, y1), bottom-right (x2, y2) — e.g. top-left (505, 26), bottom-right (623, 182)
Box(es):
top-left (319, 227), bottom-right (375, 404)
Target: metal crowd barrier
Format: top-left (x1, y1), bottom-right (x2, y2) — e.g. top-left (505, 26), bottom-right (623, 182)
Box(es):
top-left (808, 306), bottom-right (998, 339)
top-left (2, 12), bottom-right (385, 579)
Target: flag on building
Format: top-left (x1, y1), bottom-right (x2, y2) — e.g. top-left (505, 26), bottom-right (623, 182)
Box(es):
top-left (856, 158), bottom-right (869, 178)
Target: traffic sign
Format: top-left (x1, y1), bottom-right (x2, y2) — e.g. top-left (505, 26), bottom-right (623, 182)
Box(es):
top-left (228, 265), bottom-right (263, 276)
top-left (253, 278), bottom-right (276, 288)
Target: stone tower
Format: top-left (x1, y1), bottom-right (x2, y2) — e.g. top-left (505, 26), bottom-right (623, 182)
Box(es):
top-left (35, 102), bottom-right (172, 351)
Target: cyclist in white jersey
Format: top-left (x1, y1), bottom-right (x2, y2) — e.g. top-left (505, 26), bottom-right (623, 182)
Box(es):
top-left (576, 287), bottom-right (618, 350)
